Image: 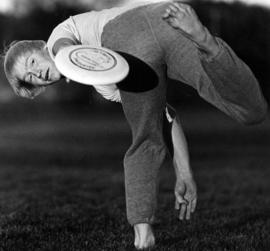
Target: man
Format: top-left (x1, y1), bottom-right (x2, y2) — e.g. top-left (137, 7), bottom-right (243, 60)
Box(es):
top-left (3, 0), bottom-right (267, 249)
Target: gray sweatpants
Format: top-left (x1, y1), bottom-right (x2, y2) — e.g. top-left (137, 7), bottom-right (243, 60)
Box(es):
top-left (101, 2), bottom-right (268, 226)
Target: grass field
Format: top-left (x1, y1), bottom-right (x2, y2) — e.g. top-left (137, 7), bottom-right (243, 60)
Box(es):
top-left (0, 103), bottom-right (269, 251)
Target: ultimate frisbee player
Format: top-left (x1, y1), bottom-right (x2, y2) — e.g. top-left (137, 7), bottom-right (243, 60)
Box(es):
top-left (3, 0), bottom-right (268, 249)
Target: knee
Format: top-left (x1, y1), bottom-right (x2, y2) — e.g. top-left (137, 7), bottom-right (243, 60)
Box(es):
top-left (239, 101), bottom-right (268, 125)
top-left (125, 133), bottom-right (167, 158)
top-left (141, 136), bottom-right (167, 154)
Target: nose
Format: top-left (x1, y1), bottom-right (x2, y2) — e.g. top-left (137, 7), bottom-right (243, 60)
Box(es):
top-left (29, 67), bottom-right (42, 79)
top-left (37, 70), bottom-right (42, 78)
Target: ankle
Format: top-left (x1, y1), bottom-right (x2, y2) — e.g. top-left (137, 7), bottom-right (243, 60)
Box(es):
top-left (134, 223), bottom-right (152, 230)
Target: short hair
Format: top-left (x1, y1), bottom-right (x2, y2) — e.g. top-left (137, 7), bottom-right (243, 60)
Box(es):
top-left (3, 40), bottom-right (47, 99)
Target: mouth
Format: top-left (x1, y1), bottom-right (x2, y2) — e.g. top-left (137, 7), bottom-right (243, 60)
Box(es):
top-left (45, 68), bottom-right (50, 81)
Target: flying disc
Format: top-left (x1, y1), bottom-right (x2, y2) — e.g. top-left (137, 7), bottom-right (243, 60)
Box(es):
top-left (55, 45), bottom-right (129, 86)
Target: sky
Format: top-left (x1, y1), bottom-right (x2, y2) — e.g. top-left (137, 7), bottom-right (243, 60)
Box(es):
top-left (0, 0), bottom-right (269, 14)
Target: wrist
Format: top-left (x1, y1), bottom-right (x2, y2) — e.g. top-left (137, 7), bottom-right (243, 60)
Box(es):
top-left (176, 172), bottom-right (194, 183)
top-left (174, 164), bottom-right (193, 180)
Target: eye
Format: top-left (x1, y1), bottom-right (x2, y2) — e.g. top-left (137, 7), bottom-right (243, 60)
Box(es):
top-left (31, 59), bottom-right (35, 66)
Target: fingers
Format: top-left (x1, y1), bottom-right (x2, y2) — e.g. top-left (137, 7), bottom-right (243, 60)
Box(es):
top-left (175, 199), bottom-right (180, 210)
top-left (191, 198), bottom-right (197, 213)
top-left (175, 193), bottom-right (197, 221)
top-left (175, 193), bottom-right (188, 208)
top-left (175, 192), bottom-right (188, 220)
top-left (175, 194), bottom-right (188, 221)
top-left (179, 203), bottom-right (187, 220)
top-left (174, 178), bottom-right (197, 221)
top-left (177, 199), bottom-right (194, 221)
top-left (177, 200), bottom-right (191, 221)
top-left (186, 202), bottom-right (191, 220)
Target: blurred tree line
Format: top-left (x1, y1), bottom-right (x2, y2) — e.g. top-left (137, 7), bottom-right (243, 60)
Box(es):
top-left (0, 1), bottom-right (269, 105)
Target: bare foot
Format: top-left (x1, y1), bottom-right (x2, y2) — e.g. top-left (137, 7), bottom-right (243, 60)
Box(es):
top-left (162, 1), bottom-right (207, 43)
top-left (162, 1), bottom-right (220, 57)
top-left (134, 223), bottom-right (155, 250)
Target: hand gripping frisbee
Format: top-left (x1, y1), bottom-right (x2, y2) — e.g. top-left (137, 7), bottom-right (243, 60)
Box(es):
top-left (55, 45), bottom-right (129, 86)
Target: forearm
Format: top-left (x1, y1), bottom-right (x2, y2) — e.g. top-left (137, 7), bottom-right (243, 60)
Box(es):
top-left (52, 38), bottom-right (78, 56)
top-left (171, 115), bottom-right (193, 180)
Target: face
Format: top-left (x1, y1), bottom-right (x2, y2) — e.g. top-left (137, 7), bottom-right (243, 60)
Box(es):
top-left (14, 47), bottom-right (62, 86)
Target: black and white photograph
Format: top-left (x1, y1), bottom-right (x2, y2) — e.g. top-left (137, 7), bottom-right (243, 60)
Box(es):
top-left (0, 0), bottom-right (269, 250)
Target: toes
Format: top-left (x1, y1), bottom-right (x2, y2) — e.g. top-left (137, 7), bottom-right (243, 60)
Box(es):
top-left (135, 237), bottom-right (155, 250)
top-left (134, 224), bottom-right (155, 250)
top-left (168, 4), bottom-right (178, 14)
top-left (134, 231), bottom-right (139, 248)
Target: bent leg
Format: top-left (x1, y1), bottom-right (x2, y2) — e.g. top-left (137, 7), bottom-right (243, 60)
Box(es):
top-left (143, 3), bottom-right (268, 124)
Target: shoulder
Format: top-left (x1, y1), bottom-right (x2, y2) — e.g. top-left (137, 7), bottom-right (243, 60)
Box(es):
top-left (47, 17), bottom-right (80, 58)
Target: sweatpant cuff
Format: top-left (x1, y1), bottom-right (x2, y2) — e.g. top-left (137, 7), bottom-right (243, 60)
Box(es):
top-left (128, 216), bottom-right (155, 226)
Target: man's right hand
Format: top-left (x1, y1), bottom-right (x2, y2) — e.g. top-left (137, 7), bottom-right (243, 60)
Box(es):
top-left (174, 174), bottom-right (197, 221)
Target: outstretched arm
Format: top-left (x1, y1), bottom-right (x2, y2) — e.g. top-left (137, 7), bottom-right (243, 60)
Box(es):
top-left (165, 105), bottom-right (197, 221)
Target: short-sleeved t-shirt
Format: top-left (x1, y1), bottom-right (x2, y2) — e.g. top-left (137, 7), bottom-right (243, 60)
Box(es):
top-left (47, 0), bottom-right (165, 58)
top-left (47, 0), bottom-right (165, 102)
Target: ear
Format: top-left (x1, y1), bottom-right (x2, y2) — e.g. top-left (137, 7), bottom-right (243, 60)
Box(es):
top-left (37, 40), bottom-right (47, 48)
top-left (33, 40), bottom-right (47, 53)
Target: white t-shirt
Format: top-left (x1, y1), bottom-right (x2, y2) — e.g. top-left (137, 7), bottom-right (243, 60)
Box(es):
top-left (47, 0), bottom-right (166, 102)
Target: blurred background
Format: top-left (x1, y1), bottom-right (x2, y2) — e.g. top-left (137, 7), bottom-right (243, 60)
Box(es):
top-left (0, 1), bottom-right (270, 250)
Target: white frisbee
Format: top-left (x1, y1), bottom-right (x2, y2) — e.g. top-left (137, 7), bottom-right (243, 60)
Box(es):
top-left (55, 45), bottom-right (129, 86)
